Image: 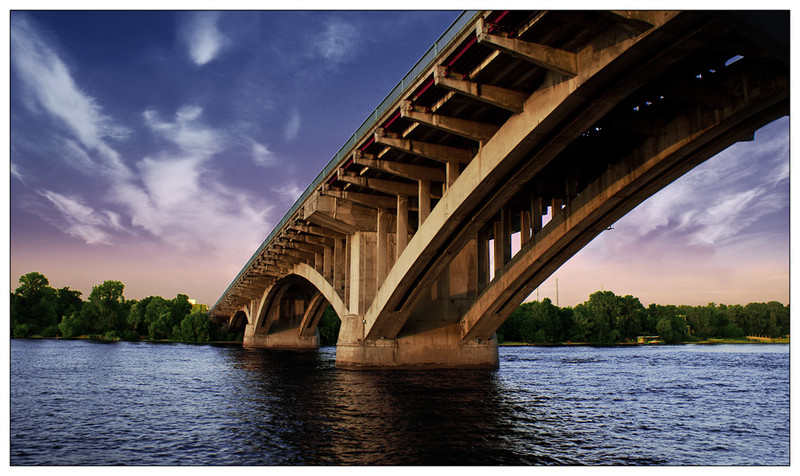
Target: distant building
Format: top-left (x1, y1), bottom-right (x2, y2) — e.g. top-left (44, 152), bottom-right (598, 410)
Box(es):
top-left (188, 298), bottom-right (209, 313)
top-left (637, 336), bottom-right (661, 344)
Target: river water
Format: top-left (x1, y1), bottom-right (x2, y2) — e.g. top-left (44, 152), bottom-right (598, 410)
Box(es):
top-left (10, 339), bottom-right (789, 465)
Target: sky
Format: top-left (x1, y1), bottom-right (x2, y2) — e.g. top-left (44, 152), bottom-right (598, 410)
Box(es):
top-left (6, 10), bottom-right (791, 309)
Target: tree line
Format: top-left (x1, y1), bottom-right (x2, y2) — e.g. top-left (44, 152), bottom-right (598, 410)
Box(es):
top-left (498, 290), bottom-right (790, 345)
top-left (10, 272), bottom-right (240, 343)
top-left (11, 271), bottom-right (789, 346)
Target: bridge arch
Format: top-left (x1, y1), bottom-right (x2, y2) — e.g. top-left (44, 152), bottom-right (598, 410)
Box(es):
top-left (243, 263), bottom-right (350, 349)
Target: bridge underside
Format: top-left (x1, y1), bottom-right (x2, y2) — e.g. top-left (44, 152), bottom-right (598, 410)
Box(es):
top-left (211, 10), bottom-right (789, 369)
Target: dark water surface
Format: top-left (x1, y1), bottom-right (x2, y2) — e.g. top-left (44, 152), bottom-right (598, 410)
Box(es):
top-left (10, 339), bottom-right (789, 465)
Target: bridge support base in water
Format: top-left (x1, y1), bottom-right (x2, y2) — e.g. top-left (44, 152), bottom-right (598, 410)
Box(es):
top-left (335, 316), bottom-right (499, 370)
top-left (242, 324), bottom-right (320, 350)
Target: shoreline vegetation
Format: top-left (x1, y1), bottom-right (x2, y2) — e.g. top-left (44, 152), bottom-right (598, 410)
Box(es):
top-left (10, 271), bottom-right (790, 347)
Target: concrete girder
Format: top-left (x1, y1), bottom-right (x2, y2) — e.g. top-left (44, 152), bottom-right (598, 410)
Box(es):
top-left (293, 233), bottom-right (335, 247)
top-left (322, 188), bottom-right (398, 210)
top-left (303, 191), bottom-right (377, 233)
top-left (373, 129), bottom-right (474, 164)
top-left (352, 150), bottom-right (447, 182)
top-left (336, 170), bottom-right (419, 197)
top-left (276, 244), bottom-right (315, 262)
top-left (281, 239), bottom-right (324, 255)
top-left (434, 64), bottom-right (529, 113)
top-left (289, 222), bottom-right (345, 239)
top-left (400, 100), bottom-right (500, 142)
top-left (475, 16), bottom-right (578, 77)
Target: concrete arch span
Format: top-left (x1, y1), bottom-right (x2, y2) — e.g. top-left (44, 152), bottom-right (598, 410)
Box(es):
top-left (243, 263), bottom-right (349, 350)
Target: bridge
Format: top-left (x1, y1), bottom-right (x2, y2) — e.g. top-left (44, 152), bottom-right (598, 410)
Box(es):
top-left (210, 10), bottom-right (789, 369)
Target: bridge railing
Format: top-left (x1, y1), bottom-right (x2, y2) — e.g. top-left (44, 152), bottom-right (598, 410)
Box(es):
top-left (212, 10), bottom-right (481, 314)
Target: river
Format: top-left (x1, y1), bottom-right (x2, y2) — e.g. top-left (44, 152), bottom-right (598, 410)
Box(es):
top-left (9, 339), bottom-right (789, 465)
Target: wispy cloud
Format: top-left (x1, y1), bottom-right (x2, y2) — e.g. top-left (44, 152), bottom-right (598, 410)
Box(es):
top-left (273, 181), bottom-right (304, 204)
top-left (119, 105), bottom-right (274, 252)
top-left (40, 190), bottom-right (115, 245)
top-left (250, 139), bottom-right (279, 167)
top-left (143, 105), bottom-right (223, 157)
top-left (284, 110), bottom-right (301, 141)
top-left (11, 15), bottom-right (274, 257)
top-left (10, 162), bottom-right (26, 185)
top-left (315, 20), bottom-right (359, 64)
top-left (593, 116), bottom-right (789, 258)
top-left (10, 15), bottom-right (131, 179)
top-left (181, 12), bottom-right (228, 66)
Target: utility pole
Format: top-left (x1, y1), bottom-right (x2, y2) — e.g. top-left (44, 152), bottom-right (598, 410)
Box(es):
top-left (556, 278), bottom-right (559, 307)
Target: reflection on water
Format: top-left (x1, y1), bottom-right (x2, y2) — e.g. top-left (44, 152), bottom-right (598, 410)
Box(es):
top-left (10, 340), bottom-right (790, 465)
top-left (227, 349), bottom-right (526, 464)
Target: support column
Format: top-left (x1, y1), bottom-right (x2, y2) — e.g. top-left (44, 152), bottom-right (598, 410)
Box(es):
top-left (376, 207), bottom-right (388, 288)
top-left (334, 237), bottom-right (345, 294)
top-left (349, 233), bottom-right (361, 314)
top-left (418, 180), bottom-right (431, 227)
top-left (397, 195), bottom-right (410, 257)
top-left (323, 245), bottom-right (333, 282)
top-left (477, 225), bottom-right (489, 291)
top-left (502, 207), bottom-right (512, 263)
top-left (532, 195), bottom-right (543, 234)
top-left (493, 220), bottom-right (504, 275)
top-left (446, 161), bottom-right (460, 189)
top-left (520, 209), bottom-right (531, 245)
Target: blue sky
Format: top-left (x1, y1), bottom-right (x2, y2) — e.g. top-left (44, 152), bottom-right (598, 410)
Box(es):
top-left (8, 10), bottom-right (790, 308)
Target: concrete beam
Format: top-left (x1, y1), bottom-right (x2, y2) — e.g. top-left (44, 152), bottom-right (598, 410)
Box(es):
top-left (434, 65), bottom-right (528, 113)
top-left (400, 100), bottom-right (500, 142)
top-left (337, 170), bottom-right (419, 197)
top-left (323, 188), bottom-right (397, 210)
top-left (374, 128), bottom-right (474, 165)
top-left (352, 151), bottom-right (447, 182)
top-left (476, 17), bottom-right (578, 77)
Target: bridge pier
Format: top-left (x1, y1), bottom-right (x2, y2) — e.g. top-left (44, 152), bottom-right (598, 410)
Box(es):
top-left (243, 323), bottom-right (320, 350)
top-left (336, 237), bottom-right (498, 370)
top-left (336, 319), bottom-right (498, 370)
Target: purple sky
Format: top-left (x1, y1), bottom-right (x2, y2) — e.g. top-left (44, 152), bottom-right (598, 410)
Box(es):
top-left (8, 11), bottom-right (790, 308)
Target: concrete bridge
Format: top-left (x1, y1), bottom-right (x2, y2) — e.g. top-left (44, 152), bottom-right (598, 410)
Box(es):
top-left (210, 10), bottom-right (789, 369)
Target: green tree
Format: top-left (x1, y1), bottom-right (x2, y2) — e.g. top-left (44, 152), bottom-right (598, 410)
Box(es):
top-left (574, 291), bottom-right (621, 344)
top-left (55, 287), bottom-right (83, 320)
top-left (11, 272), bottom-right (59, 337)
top-left (175, 310), bottom-right (212, 342)
top-left (58, 312), bottom-right (84, 339)
top-left (81, 280), bottom-right (126, 333)
top-left (127, 296), bottom-right (156, 336)
top-left (318, 306), bottom-right (341, 346)
top-left (146, 297), bottom-right (173, 340)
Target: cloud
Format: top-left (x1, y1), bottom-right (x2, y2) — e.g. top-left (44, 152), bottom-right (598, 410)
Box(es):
top-left (315, 20), bottom-right (359, 64)
top-left (10, 15), bottom-right (131, 179)
top-left (284, 110), bottom-right (301, 141)
top-left (112, 105), bottom-right (275, 254)
top-left (143, 105), bottom-right (223, 157)
top-left (181, 12), bottom-right (228, 66)
top-left (250, 139), bottom-right (279, 167)
top-left (40, 191), bottom-right (115, 245)
top-left (10, 162), bottom-right (26, 185)
top-left (273, 182), bottom-right (304, 204)
top-left (584, 116), bottom-right (789, 265)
